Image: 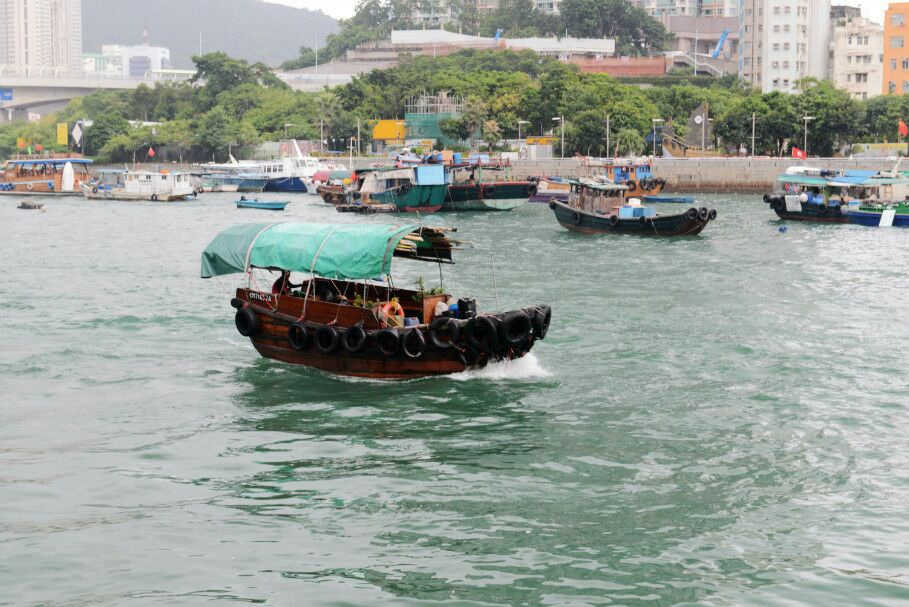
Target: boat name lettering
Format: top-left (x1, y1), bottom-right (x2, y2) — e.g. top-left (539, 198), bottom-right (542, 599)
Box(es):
top-left (249, 292), bottom-right (273, 303)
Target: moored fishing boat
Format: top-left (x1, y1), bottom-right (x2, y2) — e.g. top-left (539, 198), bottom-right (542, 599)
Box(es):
top-left (201, 223), bottom-right (552, 379)
top-left (442, 162), bottom-right (533, 212)
top-left (82, 169), bottom-right (195, 201)
top-left (201, 171), bottom-right (268, 193)
top-left (764, 167), bottom-right (909, 224)
top-left (549, 179), bottom-right (715, 236)
top-left (351, 165), bottom-right (448, 213)
top-left (529, 177), bottom-right (570, 203)
top-left (847, 202), bottom-right (909, 227)
top-left (318, 169), bottom-right (357, 205)
top-left (0, 156), bottom-right (93, 195)
top-left (582, 156), bottom-right (667, 198)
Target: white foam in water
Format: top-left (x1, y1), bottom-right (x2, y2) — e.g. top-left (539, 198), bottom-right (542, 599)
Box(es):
top-left (450, 353), bottom-right (551, 381)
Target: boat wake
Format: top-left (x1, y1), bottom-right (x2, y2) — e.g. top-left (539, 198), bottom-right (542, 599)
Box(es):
top-left (451, 353), bottom-right (551, 381)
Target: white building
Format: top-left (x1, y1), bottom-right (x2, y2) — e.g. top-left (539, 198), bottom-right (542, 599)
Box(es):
top-left (0, 0), bottom-right (83, 73)
top-left (98, 40), bottom-right (171, 78)
top-left (741, 0), bottom-right (831, 94)
top-left (829, 15), bottom-right (883, 100)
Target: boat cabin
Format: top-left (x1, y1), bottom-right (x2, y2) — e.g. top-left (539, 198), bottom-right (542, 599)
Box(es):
top-left (567, 178), bottom-right (629, 215)
top-left (1, 156), bottom-right (93, 194)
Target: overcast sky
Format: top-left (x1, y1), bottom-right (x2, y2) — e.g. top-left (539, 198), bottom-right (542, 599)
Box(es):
top-left (274, 0), bottom-right (887, 24)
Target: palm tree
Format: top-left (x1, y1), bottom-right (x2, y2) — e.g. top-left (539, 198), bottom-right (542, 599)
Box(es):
top-left (613, 128), bottom-right (643, 157)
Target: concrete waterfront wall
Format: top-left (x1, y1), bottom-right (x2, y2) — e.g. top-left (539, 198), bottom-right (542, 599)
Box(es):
top-left (349, 157), bottom-right (903, 193)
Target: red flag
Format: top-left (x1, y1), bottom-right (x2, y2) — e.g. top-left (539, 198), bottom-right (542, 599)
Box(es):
top-left (791, 146), bottom-right (807, 160)
top-left (899, 120), bottom-right (908, 137)
top-left (148, 147), bottom-right (156, 158)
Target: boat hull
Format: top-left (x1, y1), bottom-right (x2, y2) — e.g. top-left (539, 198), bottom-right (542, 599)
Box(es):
top-left (82, 187), bottom-right (191, 201)
top-left (368, 184), bottom-right (447, 213)
top-left (234, 288), bottom-right (543, 380)
top-left (443, 182), bottom-right (530, 211)
top-left (847, 209), bottom-right (909, 227)
top-left (264, 176), bottom-right (308, 193)
top-left (765, 195), bottom-right (850, 223)
top-left (236, 201), bottom-right (288, 211)
top-left (550, 200), bottom-right (712, 236)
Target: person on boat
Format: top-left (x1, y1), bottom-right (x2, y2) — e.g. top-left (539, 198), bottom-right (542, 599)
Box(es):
top-left (271, 271), bottom-right (295, 295)
top-left (239, 195), bottom-right (247, 201)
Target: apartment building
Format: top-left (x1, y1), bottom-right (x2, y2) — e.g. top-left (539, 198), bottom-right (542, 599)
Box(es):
top-left (741, 0), bottom-right (831, 93)
top-left (632, 0), bottom-right (738, 17)
top-left (829, 15), bottom-right (883, 100)
top-left (883, 3), bottom-right (909, 95)
top-left (0, 0), bottom-right (82, 73)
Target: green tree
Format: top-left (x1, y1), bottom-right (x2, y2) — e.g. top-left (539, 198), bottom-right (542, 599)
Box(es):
top-left (613, 127), bottom-right (643, 156)
top-left (483, 119), bottom-right (502, 150)
top-left (83, 114), bottom-right (130, 155)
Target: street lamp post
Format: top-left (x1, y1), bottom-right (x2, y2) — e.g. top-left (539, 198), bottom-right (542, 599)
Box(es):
top-left (552, 116), bottom-right (564, 159)
top-left (652, 118), bottom-right (664, 157)
top-left (803, 116), bottom-right (815, 156)
top-left (517, 120), bottom-right (529, 142)
top-left (606, 114), bottom-right (611, 158)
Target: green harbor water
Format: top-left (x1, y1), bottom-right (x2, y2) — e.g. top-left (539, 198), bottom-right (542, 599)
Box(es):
top-left (1, 193), bottom-right (908, 606)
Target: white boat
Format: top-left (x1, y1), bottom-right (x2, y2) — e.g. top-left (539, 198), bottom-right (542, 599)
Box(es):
top-left (82, 169), bottom-right (196, 201)
top-left (205, 141), bottom-right (346, 194)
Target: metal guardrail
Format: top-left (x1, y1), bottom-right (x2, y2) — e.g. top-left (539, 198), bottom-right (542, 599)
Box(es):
top-left (0, 65), bottom-right (191, 83)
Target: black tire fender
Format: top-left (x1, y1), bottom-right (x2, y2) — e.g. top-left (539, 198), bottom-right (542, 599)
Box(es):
top-left (429, 317), bottom-right (461, 349)
top-left (483, 185), bottom-right (496, 198)
top-left (230, 298), bottom-right (244, 310)
top-left (626, 179), bottom-right (637, 192)
top-left (92, 186), bottom-right (99, 194)
top-left (763, 194), bottom-right (773, 204)
top-left (571, 210), bottom-right (582, 225)
top-left (465, 316), bottom-right (500, 352)
top-left (150, 194), bottom-right (158, 202)
top-left (609, 214), bottom-right (619, 226)
top-left (526, 182), bottom-right (538, 197)
top-left (402, 327), bottom-right (427, 359)
top-left (708, 209), bottom-right (718, 221)
top-left (501, 311), bottom-right (532, 346)
top-left (686, 207), bottom-right (699, 220)
top-left (549, 201), bottom-right (557, 210)
top-left (375, 328), bottom-right (400, 357)
top-left (342, 324), bottom-right (367, 353)
top-left (288, 322), bottom-right (309, 351)
top-left (315, 325), bottom-right (340, 354)
top-left (235, 307), bottom-right (260, 337)
top-left (639, 216), bottom-right (648, 226)
top-left (532, 305), bottom-right (552, 340)
top-left (699, 208), bottom-right (709, 221)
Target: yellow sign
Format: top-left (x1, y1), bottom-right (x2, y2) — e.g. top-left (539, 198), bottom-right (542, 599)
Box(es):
top-left (56, 123), bottom-right (68, 146)
top-left (16, 137), bottom-right (26, 150)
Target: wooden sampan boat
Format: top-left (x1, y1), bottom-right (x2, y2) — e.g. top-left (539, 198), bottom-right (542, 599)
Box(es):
top-left (549, 179), bottom-right (715, 237)
top-left (201, 223), bottom-right (551, 379)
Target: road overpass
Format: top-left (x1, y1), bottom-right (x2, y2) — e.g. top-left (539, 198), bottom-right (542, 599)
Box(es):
top-left (0, 67), bottom-right (191, 122)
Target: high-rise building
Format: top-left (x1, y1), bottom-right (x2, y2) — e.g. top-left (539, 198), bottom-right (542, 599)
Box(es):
top-left (0, 0), bottom-right (82, 73)
top-left (741, 0), bottom-right (831, 94)
top-left (829, 15), bottom-right (882, 100)
top-left (883, 3), bottom-right (909, 95)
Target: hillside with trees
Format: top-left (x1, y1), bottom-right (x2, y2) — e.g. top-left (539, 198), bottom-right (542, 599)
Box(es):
top-left (0, 49), bottom-right (899, 162)
top-left (281, 0), bottom-right (670, 70)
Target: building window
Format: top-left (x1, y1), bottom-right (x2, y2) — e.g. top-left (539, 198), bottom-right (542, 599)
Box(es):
top-left (893, 13), bottom-right (905, 26)
top-left (891, 36), bottom-right (905, 49)
top-left (890, 81), bottom-right (897, 94)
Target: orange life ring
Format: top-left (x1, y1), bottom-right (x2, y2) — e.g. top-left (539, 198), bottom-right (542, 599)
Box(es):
top-left (382, 300), bottom-right (404, 319)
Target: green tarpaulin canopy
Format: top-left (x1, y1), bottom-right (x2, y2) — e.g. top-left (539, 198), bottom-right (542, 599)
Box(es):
top-left (201, 222), bottom-right (452, 279)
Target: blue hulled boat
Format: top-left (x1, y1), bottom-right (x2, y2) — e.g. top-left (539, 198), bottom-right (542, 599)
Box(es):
top-left (235, 198), bottom-right (289, 211)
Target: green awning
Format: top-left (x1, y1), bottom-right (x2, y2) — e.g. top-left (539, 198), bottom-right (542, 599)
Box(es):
top-left (777, 174), bottom-right (829, 187)
top-left (201, 223), bottom-right (453, 279)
